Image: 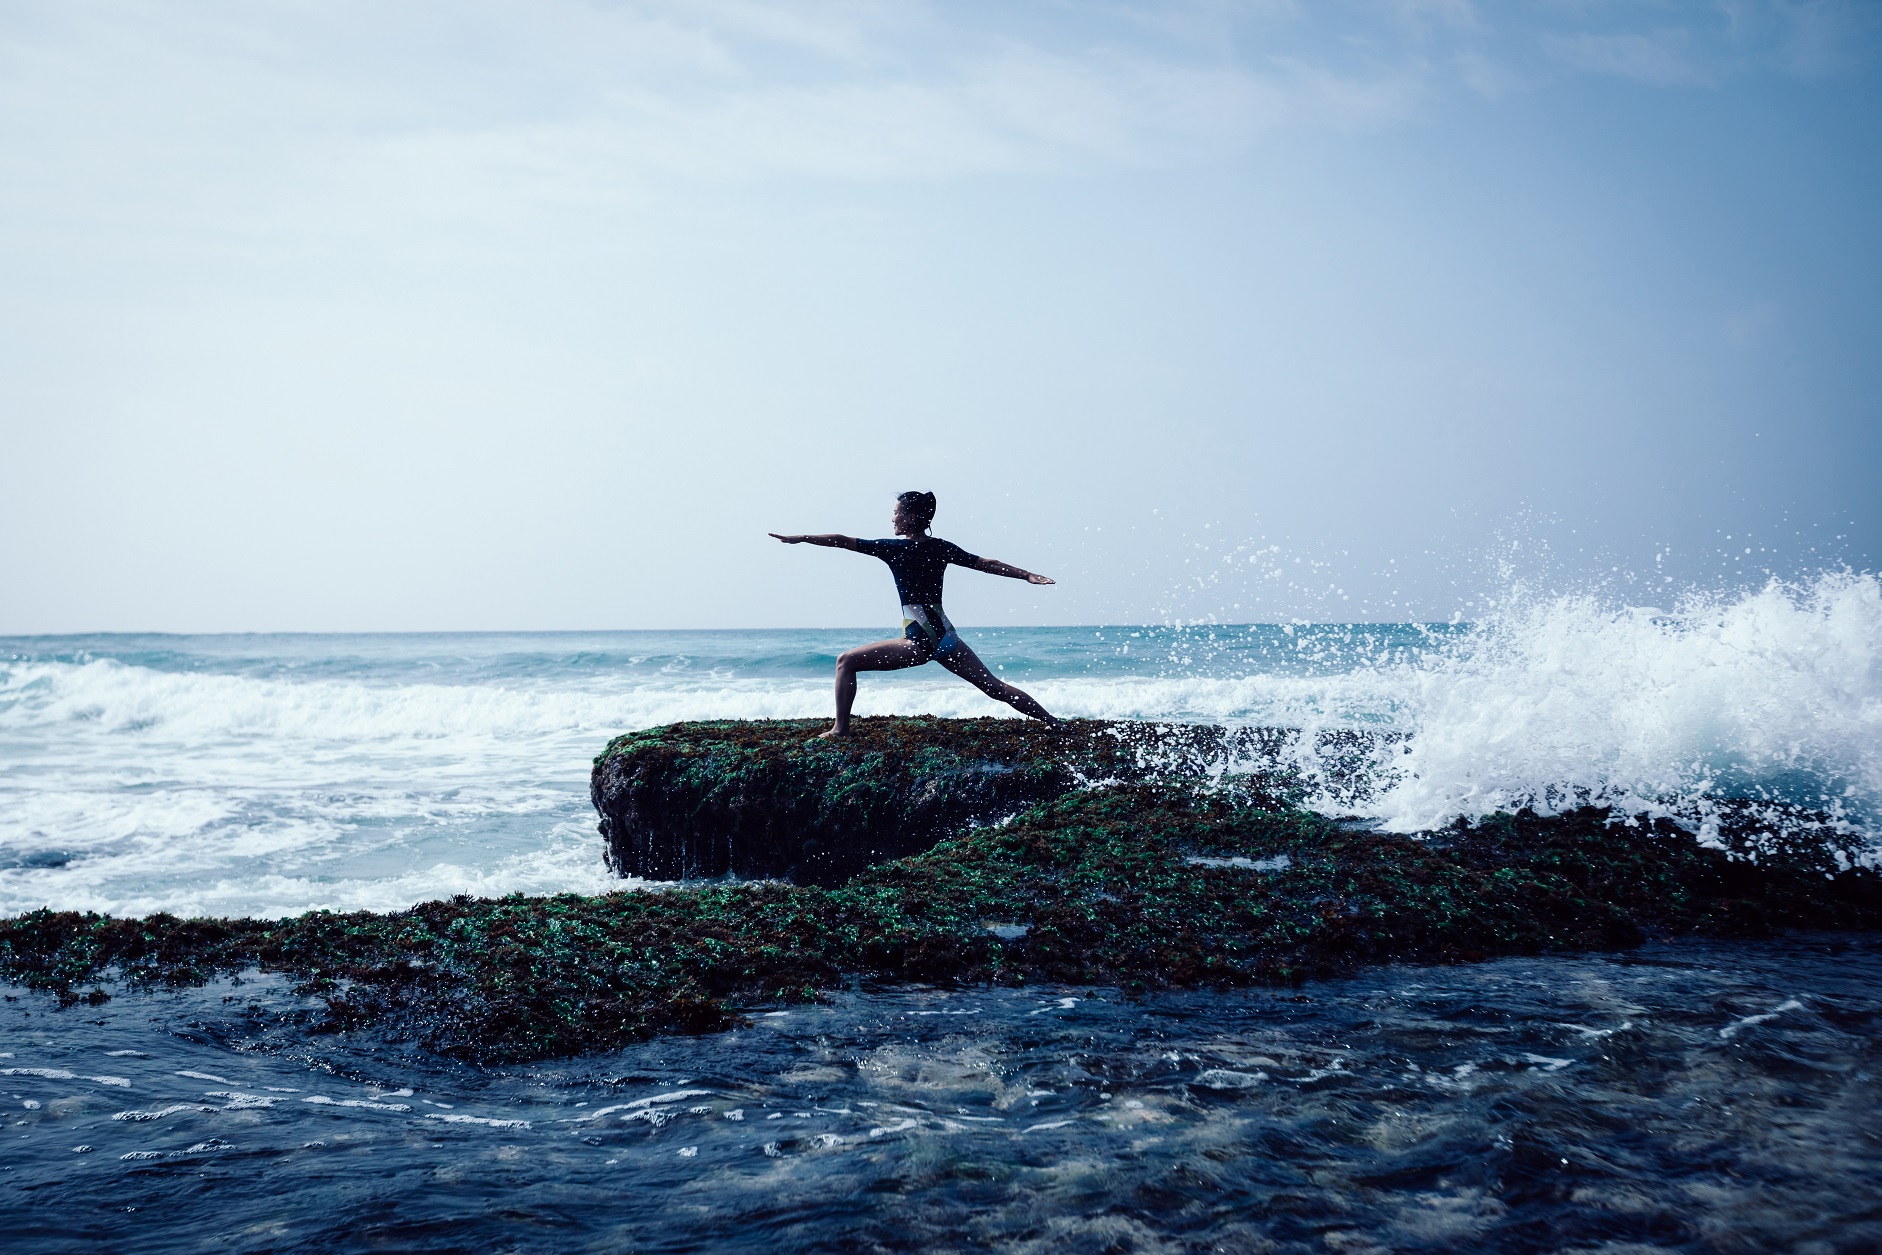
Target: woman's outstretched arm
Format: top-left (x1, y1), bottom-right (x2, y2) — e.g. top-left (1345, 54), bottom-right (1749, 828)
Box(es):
top-left (770, 533), bottom-right (860, 550)
top-left (971, 556), bottom-right (1054, 585)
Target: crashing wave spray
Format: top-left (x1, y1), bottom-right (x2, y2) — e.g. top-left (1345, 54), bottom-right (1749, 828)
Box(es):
top-left (1364, 570), bottom-right (1881, 858)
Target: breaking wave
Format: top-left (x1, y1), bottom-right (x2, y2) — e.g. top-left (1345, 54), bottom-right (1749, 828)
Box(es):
top-left (1370, 571), bottom-right (1881, 848)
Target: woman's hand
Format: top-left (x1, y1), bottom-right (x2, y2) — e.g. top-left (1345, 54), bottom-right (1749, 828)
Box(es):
top-left (770, 532), bottom-right (858, 549)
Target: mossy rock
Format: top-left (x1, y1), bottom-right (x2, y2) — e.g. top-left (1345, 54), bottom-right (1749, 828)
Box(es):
top-left (590, 716), bottom-right (1306, 885)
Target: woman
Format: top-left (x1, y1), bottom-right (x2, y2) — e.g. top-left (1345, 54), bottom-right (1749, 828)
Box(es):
top-left (770, 491), bottom-right (1058, 738)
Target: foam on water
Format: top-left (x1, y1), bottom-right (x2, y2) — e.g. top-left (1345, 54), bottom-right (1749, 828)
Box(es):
top-left (1372, 570), bottom-right (1882, 840)
top-left (1, 570), bottom-right (1877, 918)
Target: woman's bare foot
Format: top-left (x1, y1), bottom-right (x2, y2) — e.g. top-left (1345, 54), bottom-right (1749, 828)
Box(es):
top-left (817, 726), bottom-right (848, 740)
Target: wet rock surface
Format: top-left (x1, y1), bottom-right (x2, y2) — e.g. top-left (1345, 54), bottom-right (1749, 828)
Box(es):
top-left (3, 718), bottom-right (1877, 1063)
top-left (590, 716), bottom-right (1306, 885)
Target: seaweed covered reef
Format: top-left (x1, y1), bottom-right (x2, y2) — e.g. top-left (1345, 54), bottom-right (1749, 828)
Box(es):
top-left (5, 750), bottom-right (1879, 1062)
top-left (591, 716), bottom-right (1377, 884)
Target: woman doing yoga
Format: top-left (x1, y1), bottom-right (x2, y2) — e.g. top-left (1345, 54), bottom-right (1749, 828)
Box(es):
top-left (770, 491), bottom-right (1058, 739)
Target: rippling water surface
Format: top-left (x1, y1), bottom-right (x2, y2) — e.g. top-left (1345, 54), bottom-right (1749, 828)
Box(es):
top-left (4, 937), bottom-right (1878, 1252)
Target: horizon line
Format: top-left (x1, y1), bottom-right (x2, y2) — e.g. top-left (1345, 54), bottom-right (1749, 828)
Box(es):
top-left (0, 621), bottom-right (1472, 639)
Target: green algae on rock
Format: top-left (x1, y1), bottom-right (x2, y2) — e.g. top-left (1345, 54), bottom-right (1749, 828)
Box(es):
top-left (5, 785), bottom-right (1878, 1062)
top-left (590, 716), bottom-right (1308, 885)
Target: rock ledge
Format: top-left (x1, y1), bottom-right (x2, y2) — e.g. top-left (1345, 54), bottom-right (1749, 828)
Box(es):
top-left (590, 716), bottom-right (1289, 884)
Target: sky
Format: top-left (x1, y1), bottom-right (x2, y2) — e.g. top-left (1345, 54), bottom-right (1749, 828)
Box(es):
top-left (2, 0), bottom-right (1878, 632)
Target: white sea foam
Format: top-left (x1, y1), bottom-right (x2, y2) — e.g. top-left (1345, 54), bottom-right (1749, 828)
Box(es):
top-left (2, 1067), bottom-right (131, 1086)
top-left (0, 652), bottom-right (1393, 751)
top-left (424, 1113), bottom-right (532, 1128)
top-left (113, 1104), bottom-right (212, 1121)
top-left (1719, 998), bottom-right (1806, 1039)
top-left (302, 1095), bottom-right (412, 1112)
top-left (1369, 572), bottom-right (1881, 842)
top-left (4, 827), bottom-right (627, 920)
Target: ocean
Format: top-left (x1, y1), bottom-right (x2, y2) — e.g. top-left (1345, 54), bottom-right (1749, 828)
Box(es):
top-left (3, 937), bottom-right (1877, 1251)
top-left (3, 570), bottom-right (1878, 919)
top-left (3, 570), bottom-right (1880, 1251)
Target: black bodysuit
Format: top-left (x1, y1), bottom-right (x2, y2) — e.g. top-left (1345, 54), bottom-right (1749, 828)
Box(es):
top-left (854, 535), bottom-right (980, 660)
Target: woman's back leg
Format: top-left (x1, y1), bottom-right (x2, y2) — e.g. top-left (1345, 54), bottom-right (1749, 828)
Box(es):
top-left (937, 641), bottom-right (1057, 724)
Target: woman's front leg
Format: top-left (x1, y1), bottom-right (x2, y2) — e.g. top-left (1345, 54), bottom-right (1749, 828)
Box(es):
top-left (827, 637), bottom-right (928, 737)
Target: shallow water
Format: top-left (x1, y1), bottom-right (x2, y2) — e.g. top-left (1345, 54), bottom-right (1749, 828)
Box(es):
top-left (4, 936), bottom-right (1878, 1253)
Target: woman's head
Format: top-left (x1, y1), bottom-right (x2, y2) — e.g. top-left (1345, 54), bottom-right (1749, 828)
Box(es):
top-left (893, 490), bottom-right (936, 535)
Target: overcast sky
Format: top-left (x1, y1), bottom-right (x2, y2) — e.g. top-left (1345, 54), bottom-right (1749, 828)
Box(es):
top-left (3, 0), bottom-right (1878, 632)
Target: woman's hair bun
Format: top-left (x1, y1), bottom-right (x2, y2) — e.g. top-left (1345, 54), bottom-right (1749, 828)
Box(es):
top-left (896, 490), bottom-right (937, 525)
